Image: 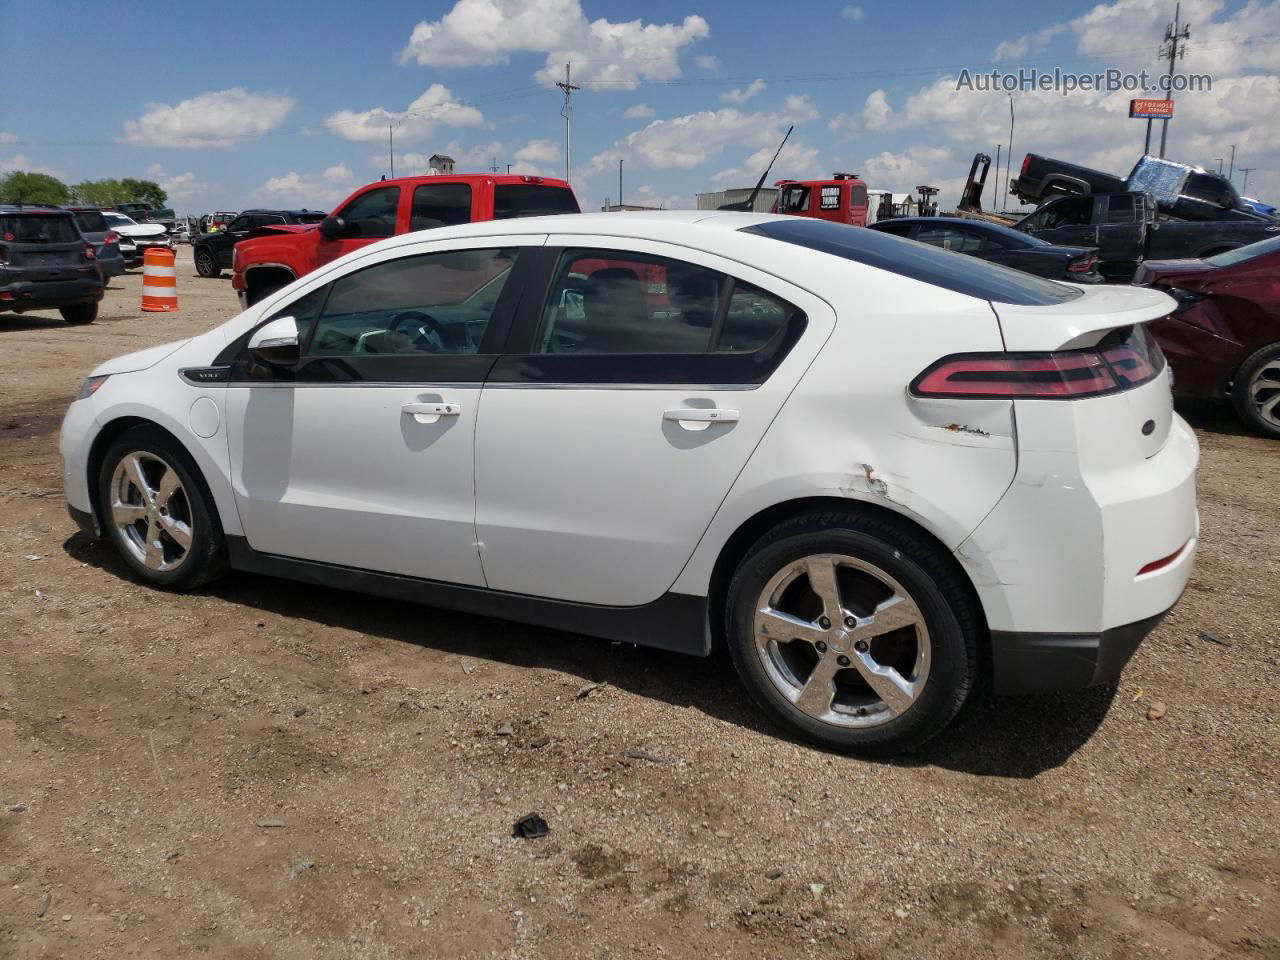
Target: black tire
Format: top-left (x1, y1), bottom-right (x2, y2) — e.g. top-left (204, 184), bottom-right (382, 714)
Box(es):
top-left (725, 510), bottom-right (981, 755)
top-left (194, 248), bottom-right (221, 278)
top-left (1231, 341), bottom-right (1280, 439)
top-left (96, 425), bottom-right (228, 590)
top-left (60, 302), bottom-right (98, 325)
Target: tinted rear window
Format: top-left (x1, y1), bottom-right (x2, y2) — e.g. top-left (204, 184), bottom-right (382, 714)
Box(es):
top-left (743, 218), bottom-right (1082, 305)
top-left (73, 211), bottom-right (109, 233)
top-left (0, 214), bottom-right (80, 244)
top-left (493, 185), bottom-right (580, 219)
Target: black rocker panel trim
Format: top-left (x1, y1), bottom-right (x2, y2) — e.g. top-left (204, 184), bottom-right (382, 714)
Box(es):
top-left (225, 536), bottom-right (710, 656)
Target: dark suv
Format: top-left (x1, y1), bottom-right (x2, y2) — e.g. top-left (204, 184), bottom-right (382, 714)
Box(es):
top-left (193, 209), bottom-right (326, 277)
top-left (0, 205), bottom-right (103, 325)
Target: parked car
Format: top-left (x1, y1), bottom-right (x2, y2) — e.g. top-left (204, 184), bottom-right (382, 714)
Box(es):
top-left (60, 212), bottom-right (1197, 754)
top-left (199, 211), bottom-right (238, 234)
top-left (1013, 192), bottom-right (1280, 281)
top-left (232, 174), bottom-right (580, 307)
top-left (1133, 235), bottom-right (1280, 438)
top-left (192, 209), bottom-right (326, 278)
top-left (1012, 153), bottom-right (1274, 223)
top-left (66, 207), bottom-right (126, 279)
top-left (0, 204), bottom-right (103, 324)
top-left (103, 211), bottom-right (172, 267)
top-left (869, 216), bottom-right (1101, 282)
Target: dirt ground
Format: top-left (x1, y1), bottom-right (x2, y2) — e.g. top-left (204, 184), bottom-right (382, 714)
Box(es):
top-left (1, 250), bottom-right (1277, 960)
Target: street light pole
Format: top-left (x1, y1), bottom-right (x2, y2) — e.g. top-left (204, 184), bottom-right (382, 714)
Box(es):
top-left (1227, 144), bottom-right (1235, 182)
top-left (619, 159), bottom-right (623, 208)
top-left (389, 124), bottom-right (395, 179)
top-left (1239, 167), bottom-right (1255, 194)
top-left (1157, 3), bottom-right (1190, 159)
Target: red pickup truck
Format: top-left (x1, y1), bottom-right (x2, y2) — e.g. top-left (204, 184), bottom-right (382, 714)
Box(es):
top-left (232, 174), bottom-right (579, 307)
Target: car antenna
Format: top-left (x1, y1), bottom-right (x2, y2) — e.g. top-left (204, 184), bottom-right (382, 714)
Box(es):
top-left (720, 125), bottom-right (793, 212)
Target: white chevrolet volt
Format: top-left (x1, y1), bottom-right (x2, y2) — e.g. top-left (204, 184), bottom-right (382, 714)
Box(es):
top-left (59, 212), bottom-right (1198, 753)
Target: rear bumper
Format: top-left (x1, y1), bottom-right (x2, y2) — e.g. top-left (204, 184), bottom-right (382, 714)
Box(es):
top-left (0, 276), bottom-right (103, 311)
top-left (991, 608), bottom-right (1170, 695)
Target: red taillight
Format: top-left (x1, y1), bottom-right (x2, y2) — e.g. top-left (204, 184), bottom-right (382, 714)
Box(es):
top-left (1101, 344), bottom-right (1156, 386)
top-left (104, 231), bottom-right (119, 245)
top-left (1020, 153), bottom-right (1031, 176)
top-left (1067, 255), bottom-right (1097, 272)
top-left (84, 244), bottom-right (96, 261)
top-left (911, 351), bottom-right (1120, 399)
top-left (1138, 541), bottom-right (1188, 576)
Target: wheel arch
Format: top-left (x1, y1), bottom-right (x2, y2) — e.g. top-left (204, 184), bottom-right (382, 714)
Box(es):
top-left (702, 495), bottom-right (990, 656)
top-left (242, 264), bottom-right (297, 306)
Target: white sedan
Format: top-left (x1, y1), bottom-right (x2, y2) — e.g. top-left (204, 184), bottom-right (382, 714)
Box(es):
top-left (58, 212), bottom-right (1198, 753)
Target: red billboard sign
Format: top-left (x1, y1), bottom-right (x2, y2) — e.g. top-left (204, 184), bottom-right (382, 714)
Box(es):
top-left (1130, 98), bottom-right (1174, 119)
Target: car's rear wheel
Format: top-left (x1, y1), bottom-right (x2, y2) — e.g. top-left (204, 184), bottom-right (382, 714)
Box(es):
top-left (97, 426), bottom-right (227, 589)
top-left (725, 511), bottom-right (979, 754)
top-left (194, 249), bottom-right (221, 278)
top-left (60, 303), bottom-right (98, 325)
top-left (1232, 342), bottom-right (1280, 439)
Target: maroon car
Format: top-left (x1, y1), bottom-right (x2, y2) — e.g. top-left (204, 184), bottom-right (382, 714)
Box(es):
top-left (1134, 234), bottom-right (1280, 438)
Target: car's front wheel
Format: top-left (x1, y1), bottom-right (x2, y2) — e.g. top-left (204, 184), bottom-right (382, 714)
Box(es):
top-left (725, 511), bottom-right (980, 754)
top-left (194, 248), bottom-right (221, 278)
top-left (97, 426), bottom-right (227, 589)
top-left (1232, 342), bottom-right (1280, 439)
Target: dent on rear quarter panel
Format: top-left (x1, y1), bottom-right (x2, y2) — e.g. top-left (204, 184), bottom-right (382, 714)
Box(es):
top-left (671, 285), bottom-right (1016, 598)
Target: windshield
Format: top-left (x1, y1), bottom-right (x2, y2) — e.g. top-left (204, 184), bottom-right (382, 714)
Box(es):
top-left (73, 211), bottom-right (108, 234)
top-left (493, 185), bottom-right (580, 219)
top-left (744, 217), bottom-right (1082, 306)
top-left (296, 212), bottom-right (328, 223)
top-left (0, 214), bottom-right (80, 243)
top-left (104, 213), bottom-right (136, 227)
top-left (1206, 234), bottom-right (1280, 267)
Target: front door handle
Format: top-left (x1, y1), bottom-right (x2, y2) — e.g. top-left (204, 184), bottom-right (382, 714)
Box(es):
top-left (663, 407), bottom-right (739, 431)
top-left (402, 401), bottom-right (461, 424)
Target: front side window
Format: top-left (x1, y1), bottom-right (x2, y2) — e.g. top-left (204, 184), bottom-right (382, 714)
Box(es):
top-left (915, 224), bottom-right (982, 253)
top-left (411, 184), bottom-right (472, 231)
top-left (1106, 195), bottom-right (1135, 223)
top-left (534, 249), bottom-right (793, 356)
top-left (304, 248), bottom-right (519, 357)
top-left (225, 216), bottom-right (251, 233)
top-left (1039, 197), bottom-right (1093, 229)
top-left (337, 187), bottom-right (401, 238)
top-left (777, 186), bottom-right (811, 214)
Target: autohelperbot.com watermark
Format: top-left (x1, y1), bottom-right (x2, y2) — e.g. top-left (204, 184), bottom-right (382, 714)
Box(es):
top-left (956, 67), bottom-right (1212, 96)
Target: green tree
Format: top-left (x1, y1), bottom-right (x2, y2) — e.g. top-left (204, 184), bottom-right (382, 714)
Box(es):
top-left (0, 171), bottom-right (71, 205)
top-left (121, 178), bottom-right (167, 208)
top-left (71, 178), bottom-right (127, 206)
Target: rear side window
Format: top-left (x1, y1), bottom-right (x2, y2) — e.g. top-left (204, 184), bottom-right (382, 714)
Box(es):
top-left (493, 185), bottom-right (579, 219)
top-left (338, 187), bottom-right (400, 238)
top-left (0, 215), bottom-right (79, 243)
top-left (411, 183), bottom-right (472, 230)
top-left (1106, 195), bottom-right (1135, 223)
top-left (915, 224), bottom-right (982, 253)
top-left (743, 218), bottom-right (1082, 306)
top-left (534, 249), bottom-right (795, 355)
top-left (73, 211), bottom-right (108, 234)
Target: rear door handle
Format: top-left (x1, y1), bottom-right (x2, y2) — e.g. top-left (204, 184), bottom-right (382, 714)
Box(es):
top-left (663, 407), bottom-right (739, 431)
top-left (402, 401), bottom-right (461, 423)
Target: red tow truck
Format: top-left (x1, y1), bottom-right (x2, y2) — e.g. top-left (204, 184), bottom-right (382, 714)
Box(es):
top-left (232, 174), bottom-right (579, 307)
top-left (772, 172), bottom-right (870, 227)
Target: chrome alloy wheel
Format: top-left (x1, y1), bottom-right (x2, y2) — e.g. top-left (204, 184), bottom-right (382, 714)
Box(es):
top-left (109, 452), bottom-right (193, 572)
top-left (753, 554), bottom-right (931, 728)
top-left (1248, 358), bottom-right (1280, 429)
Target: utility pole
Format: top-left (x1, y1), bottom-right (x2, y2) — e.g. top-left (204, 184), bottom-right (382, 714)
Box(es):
top-left (1215, 157), bottom-right (1224, 173)
top-left (618, 159), bottom-right (624, 207)
top-left (994, 145), bottom-right (1001, 211)
top-left (556, 63), bottom-right (580, 185)
top-left (490, 157), bottom-right (500, 174)
top-left (1227, 144), bottom-right (1235, 181)
top-left (1239, 167), bottom-right (1255, 194)
top-left (1005, 95), bottom-right (1014, 214)
top-left (389, 124), bottom-right (395, 179)
top-left (1158, 3), bottom-right (1190, 158)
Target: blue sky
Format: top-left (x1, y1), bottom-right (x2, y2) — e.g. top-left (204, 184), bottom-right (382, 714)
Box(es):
top-left (2, 0), bottom-right (1276, 213)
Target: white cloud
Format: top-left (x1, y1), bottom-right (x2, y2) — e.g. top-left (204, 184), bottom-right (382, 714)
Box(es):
top-left (783, 94), bottom-right (819, 122)
top-left (622, 103), bottom-right (655, 119)
top-left (591, 107), bottom-right (788, 173)
top-left (828, 112), bottom-right (858, 138)
top-left (120, 88), bottom-right (295, 148)
top-left (399, 0), bottom-right (709, 90)
top-left (992, 24), bottom-right (1065, 61)
top-left (325, 84), bottom-right (483, 144)
top-left (840, 5), bottom-right (864, 20)
top-left (862, 89), bottom-right (893, 131)
top-left (323, 164), bottom-right (353, 184)
top-left (0, 132), bottom-right (18, 145)
top-left (146, 164), bottom-right (201, 201)
top-left (511, 138), bottom-right (562, 175)
top-left (712, 138), bottom-right (822, 186)
top-left (694, 54), bottom-right (719, 73)
top-left (722, 78), bottom-right (766, 104)
top-left (254, 169), bottom-right (354, 210)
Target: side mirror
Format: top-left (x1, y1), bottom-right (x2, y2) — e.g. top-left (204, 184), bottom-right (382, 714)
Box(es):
top-left (318, 215), bottom-right (347, 240)
top-left (248, 315), bottom-right (300, 367)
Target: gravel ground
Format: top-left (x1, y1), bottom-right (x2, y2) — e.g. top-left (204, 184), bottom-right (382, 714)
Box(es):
top-left (1, 251), bottom-right (1277, 959)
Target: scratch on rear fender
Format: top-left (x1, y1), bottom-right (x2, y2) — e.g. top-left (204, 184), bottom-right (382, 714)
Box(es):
top-left (861, 462), bottom-right (890, 497)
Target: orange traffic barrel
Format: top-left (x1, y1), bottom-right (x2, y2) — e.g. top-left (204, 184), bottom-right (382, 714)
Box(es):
top-left (141, 247), bottom-right (178, 312)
